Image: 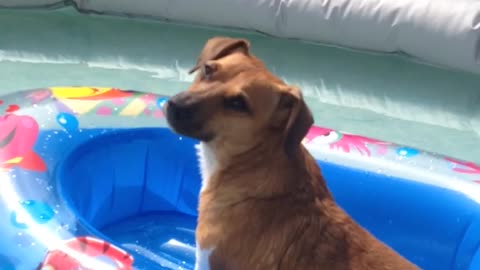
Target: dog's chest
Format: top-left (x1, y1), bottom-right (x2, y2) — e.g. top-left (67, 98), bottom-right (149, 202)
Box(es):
top-left (195, 143), bottom-right (218, 192)
top-left (194, 246), bottom-right (213, 270)
top-left (194, 143), bottom-right (218, 269)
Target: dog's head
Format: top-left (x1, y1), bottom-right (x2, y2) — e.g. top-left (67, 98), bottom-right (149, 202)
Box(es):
top-left (165, 36), bottom-right (313, 158)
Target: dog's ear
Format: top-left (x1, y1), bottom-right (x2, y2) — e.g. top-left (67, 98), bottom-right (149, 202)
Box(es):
top-left (189, 36), bottom-right (250, 74)
top-left (281, 86), bottom-right (314, 158)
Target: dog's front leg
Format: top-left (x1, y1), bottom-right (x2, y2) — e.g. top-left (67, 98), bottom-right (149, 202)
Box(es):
top-left (194, 244), bottom-right (214, 270)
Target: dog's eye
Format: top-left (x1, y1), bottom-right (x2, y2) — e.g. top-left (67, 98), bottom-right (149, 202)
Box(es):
top-left (202, 63), bottom-right (216, 80)
top-left (224, 96), bottom-right (249, 112)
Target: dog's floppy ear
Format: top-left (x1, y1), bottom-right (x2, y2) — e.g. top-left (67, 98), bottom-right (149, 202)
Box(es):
top-left (189, 36), bottom-right (250, 74)
top-left (281, 86), bottom-right (314, 158)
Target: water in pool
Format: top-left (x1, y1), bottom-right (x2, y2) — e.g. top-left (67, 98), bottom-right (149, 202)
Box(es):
top-left (0, 6), bottom-right (479, 163)
top-left (102, 213), bottom-right (197, 270)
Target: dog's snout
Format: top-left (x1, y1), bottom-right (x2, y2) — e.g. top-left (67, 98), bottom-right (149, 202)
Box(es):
top-left (167, 99), bottom-right (194, 121)
top-left (165, 92), bottom-right (202, 124)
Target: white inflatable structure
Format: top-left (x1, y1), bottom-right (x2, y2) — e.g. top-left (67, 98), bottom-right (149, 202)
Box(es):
top-left (2, 0), bottom-right (480, 75)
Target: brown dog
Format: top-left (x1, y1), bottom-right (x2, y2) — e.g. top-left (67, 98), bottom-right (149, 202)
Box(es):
top-left (164, 37), bottom-right (419, 270)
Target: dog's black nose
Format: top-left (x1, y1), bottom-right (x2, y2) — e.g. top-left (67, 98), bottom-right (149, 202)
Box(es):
top-left (166, 99), bottom-right (194, 122)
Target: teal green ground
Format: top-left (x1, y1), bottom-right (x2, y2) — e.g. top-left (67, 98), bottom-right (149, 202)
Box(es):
top-left (0, 7), bottom-right (479, 163)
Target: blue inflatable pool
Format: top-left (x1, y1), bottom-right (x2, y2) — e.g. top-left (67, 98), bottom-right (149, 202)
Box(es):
top-left (1, 87), bottom-right (480, 270)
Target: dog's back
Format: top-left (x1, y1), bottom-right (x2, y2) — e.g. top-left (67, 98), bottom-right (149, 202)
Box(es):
top-left (196, 147), bottom-right (418, 270)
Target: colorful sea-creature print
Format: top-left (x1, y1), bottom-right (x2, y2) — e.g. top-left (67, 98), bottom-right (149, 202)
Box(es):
top-left (10, 200), bottom-right (55, 229)
top-left (50, 87), bottom-right (133, 100)
top-left (0, 98), bottom-right (21, 113)
top-left (46, 87), bottom-right (163, 118)
top-left (445, 157), bottom-right (480, 183)
top-left (0, 114), bottom-right (46, 171)
top-left (56, 113), bottom-right (79, 133)
top-left (396, 147), bottom-right (420, 158)
top-left (303, 126), bottom-right (389, 156)
top-left (37, 236), bottom-right (134, 270)
top-left (4, 104), bottom-right (20, 113)
top-left (27, 89), bottom-right (53, 104)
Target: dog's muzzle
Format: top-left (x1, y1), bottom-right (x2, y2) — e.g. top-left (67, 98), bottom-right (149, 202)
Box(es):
top-left (166, 99), bottom-right (194, 123)
top-left (164, 91), bottom-right (200, 124)
top-left (164, 92), bottom-right (214, 141)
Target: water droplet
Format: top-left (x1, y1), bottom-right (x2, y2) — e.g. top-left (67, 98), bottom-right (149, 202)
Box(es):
top-left (396, 147), bottom-right (419, 158)
top-left (56, 113), bottom-right (79, 132)
top-left (157, 97), bottom-right (168, 108)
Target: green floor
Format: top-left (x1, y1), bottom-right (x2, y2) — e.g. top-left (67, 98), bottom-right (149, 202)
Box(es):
top-left (1, 7), bottom-right (479, 163)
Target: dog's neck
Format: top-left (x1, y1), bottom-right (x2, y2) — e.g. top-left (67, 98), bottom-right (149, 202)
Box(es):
top-left (195, 142), bottom-right (219, 192)
top-left (195, 140), bottom-right (332, 202)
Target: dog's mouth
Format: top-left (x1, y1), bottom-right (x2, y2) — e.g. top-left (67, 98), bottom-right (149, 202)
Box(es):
top-left (163, 99), bottom-right (215, 142)
top-left (165, 116), bottom-right (215, 142)
top-left (172, 124), bottom-right (215, 142)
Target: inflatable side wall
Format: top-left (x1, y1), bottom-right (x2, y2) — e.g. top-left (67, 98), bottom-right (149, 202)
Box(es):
top-left (2, 0), bottom-right (480, 75)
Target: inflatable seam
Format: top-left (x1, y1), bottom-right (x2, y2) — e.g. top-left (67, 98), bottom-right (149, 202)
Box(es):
top-left (452, 218), bottom-right (475, 270)
top-left (470, 95), bottom-right (480, 137)
top-left (452, 217), bottom-right (480, 270)
top-left (473, 11), bottom-right (480, 64)
top-left (273, 0), bottom-right (287, 36)
top-left (139, 145), bottom-right (150, 214)
top-left (0, 0), bottom-right (67, 9)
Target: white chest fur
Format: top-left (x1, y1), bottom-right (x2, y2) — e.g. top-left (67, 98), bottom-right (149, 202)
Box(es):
top-left (194, 247), bottom-right (213, 270)
top-left (194, 143), bottom-right (217, 270)
top-left (195, 142), bottom-right (218, 192)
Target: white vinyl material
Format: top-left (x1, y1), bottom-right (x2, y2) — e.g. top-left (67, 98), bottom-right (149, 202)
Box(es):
top-left (0, 0), bottom-right (62, 7)
top-left (71, 0), bottom-right (480, 75)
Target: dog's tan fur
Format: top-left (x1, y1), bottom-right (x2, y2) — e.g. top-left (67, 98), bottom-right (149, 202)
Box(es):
top-left (165, 36), bottom-right (419, 270)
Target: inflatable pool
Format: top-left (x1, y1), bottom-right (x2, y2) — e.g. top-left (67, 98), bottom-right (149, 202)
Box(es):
top-left (0, 86), bottom-right (479, 270)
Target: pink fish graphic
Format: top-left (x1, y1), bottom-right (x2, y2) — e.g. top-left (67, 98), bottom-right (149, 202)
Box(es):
top-left (0, 114), bottom-right (46, 172)
top-left (304, 126), bottom-right (389, 156)
top-left (445, 157), bottom-right (480, 183)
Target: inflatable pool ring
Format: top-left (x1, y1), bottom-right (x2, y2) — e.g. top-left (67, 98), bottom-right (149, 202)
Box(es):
top-left (38, 236), bottom-right (134, 270)
top-left (0, 87), bottom-right (480, 270)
